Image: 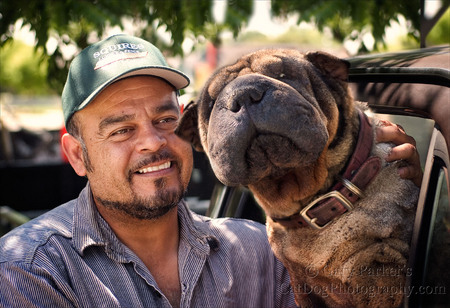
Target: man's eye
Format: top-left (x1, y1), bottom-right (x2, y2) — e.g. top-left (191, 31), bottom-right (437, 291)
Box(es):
top-left (111, 128), bottom-right (132, 136)
top-left (156, 117), bottom-right (178, 128)
top-left (159, 117), bottom-right (176, 124)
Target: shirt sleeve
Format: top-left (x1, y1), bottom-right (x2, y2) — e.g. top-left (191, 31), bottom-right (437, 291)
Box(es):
top-left (0, 261), bottom-right (77, 308)
top-left (274, 256), bottom-right (299, 308)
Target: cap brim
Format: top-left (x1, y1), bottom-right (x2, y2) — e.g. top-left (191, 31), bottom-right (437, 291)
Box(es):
top-left (77, 66), bottom-right (190, 111)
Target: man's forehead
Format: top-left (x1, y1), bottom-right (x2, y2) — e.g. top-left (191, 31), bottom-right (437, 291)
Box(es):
top-left (97, 75), bottom-right (176, 99)
top-left (83, 78), bottom-right (176, 113)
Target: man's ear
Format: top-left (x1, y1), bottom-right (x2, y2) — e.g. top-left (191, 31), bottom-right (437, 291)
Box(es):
top-left (176, 101), bottom-right (204, 152)
top-left (61, 133), bottom-right (87, 177)
top-left (305, 51), bottom-right (350, 81)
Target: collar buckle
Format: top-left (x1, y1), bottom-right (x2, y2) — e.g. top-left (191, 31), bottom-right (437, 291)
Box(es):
top-left (300, 191), bottom-right (354, 230)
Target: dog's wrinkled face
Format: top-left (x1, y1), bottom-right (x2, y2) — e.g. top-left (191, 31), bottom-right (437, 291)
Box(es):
top-left (177, 50), bottom-right (352, 198)
top-left (209, 73), bottom-right (329, 185)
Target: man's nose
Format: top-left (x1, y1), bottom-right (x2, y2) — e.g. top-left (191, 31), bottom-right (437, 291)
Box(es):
top-left (135, 125), bottom-right (167, 153)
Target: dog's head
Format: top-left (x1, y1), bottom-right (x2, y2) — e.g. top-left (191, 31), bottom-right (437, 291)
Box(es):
top-left (177, 49), bottom-right (356, 215)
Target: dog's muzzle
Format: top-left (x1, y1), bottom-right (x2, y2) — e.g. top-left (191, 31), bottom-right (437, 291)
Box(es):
top-left (206, 74), bottom-right (329, 186)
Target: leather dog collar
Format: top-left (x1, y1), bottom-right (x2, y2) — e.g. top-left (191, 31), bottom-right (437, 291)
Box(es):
top-left (270, 110), bottom-right (382, 230)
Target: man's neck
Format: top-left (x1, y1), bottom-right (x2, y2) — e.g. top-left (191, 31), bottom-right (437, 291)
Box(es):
top-left (96, 204), bottom-right (180, 262)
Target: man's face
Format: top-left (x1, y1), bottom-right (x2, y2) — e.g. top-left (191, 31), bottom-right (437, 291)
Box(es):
top-left (74, 76), bottom-right (193, 219)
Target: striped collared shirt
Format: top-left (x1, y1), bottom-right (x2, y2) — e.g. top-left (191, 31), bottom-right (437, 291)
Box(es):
top-left (0, 184), bottom-right (297, 307)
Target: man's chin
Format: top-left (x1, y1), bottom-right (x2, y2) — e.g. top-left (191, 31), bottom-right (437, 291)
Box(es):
top-left (97, 188), bottom-right (185, 220)
top-left (128, 200), bottom-right (178, 220)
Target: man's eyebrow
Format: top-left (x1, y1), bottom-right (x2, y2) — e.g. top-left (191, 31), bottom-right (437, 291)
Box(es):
top-left (98, 114), bottom-right (136, 133)
top-left (155, 102), bottom-right (180, 114)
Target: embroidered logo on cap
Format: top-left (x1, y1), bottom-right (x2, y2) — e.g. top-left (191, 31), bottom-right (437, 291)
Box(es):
top-left (93, 42), bottom-right (147, 70)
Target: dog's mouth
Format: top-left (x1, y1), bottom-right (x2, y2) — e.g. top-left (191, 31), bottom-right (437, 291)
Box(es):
top-left (243, 133), bottom-right (323, 181)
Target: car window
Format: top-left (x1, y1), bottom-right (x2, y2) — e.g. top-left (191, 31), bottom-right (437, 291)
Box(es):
top-left (420, 167), bottom-right (450, 307)
top-left (405, 126), bottom-right (449, 308)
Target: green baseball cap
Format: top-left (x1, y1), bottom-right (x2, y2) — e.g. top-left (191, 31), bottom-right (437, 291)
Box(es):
top-left (61, 34), bottom-right (190, 126)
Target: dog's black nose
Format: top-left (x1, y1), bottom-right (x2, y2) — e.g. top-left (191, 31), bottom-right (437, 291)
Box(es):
top-left (227, 87), bottom-right (264, 112)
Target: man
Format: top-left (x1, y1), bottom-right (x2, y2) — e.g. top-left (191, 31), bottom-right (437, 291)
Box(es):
top-left (0, 34), bottom-right (421, 308)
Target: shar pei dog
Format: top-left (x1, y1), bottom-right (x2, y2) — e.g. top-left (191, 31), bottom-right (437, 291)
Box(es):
top-left (176, 49), bottom-right (419, 307)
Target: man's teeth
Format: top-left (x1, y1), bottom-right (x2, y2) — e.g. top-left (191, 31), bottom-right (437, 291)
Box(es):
top-left (138, 162), bottom-right (171, 174)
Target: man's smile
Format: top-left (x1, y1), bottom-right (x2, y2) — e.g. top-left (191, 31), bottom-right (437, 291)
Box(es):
top-left (137, 161), bottom-right (172, 174)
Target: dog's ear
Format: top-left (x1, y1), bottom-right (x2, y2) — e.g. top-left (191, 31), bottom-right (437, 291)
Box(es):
top-left (176, 101), bottom-right (204, 152)
top-left (305, 51), bottom-right (350, 81)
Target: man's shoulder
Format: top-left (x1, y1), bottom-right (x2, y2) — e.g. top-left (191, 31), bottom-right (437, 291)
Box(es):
top-left (0, 201), bottom-right (75, 263)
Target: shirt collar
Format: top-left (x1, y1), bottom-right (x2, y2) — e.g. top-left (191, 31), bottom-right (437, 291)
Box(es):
top-left (177, 198), bottom-right (218, 255)
top-left (72, 183), bottom-right (216, 258)
top-left (72, 183), bottom-right (118, 256)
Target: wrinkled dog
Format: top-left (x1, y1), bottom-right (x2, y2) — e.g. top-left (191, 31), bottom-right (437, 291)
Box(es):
top-left (177, 49), bottom-right (419, 307)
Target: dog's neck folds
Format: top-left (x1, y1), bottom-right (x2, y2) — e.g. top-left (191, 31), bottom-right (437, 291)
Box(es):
top-left (270, 110), bottom-right (381, 229)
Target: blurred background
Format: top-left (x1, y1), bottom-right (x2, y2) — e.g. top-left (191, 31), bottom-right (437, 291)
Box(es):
top-left (0, 0), bottom-right (449, 231)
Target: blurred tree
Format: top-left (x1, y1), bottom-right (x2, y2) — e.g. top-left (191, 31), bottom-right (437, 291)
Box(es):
top-left (272, 0), bottom-right (449, 52)
top-left (0, 0), bottom-right (448, 93)
top-left (420, 0), bottom-right (450, 47)
top-left (0, 0), bottom-right (253, 93)
top-left (426, 7), bottom-right (450, 46)
top-left (0, 40), bottom-right (51, 94)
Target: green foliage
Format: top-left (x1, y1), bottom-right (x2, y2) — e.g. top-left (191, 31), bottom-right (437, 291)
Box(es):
top-left (0, 0), bottom-right (447, 93)
top-left (1, 0), bottom-right (144, 93)
top-left (0, 40), bottom-right (52, 94)
top-left (427, 8), bottom-right (450, 45)
top-left (1, 0), bottom-right (253, 93)
top-left (224, 0), bottom-right (253, 37)
top-left (271, 0), bottom-right (423, 52)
